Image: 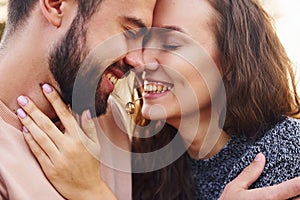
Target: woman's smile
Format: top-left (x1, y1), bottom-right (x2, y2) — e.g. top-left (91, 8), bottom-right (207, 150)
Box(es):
top-left (143, 80), bottom-right (174, 99)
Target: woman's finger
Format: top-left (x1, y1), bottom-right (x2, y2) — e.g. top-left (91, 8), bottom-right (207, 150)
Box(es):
top-left (23, 129), bottom-right (60, 186)
top-left (41, 84), bottom-right (79, 135)
top-left (234, 153), bottom-right (266, 188)
top-left (79, 110), bottom-right (101, 160)
top-left (249, 177), bottom-right (300, 200)
top-left (17, 108), bottom-right (60, 161)
top-left (81, 110), bottom-right (98, 142)
top-left (17, 95), bottom-right (64, 146)
top-left (219, 153), bottom-right (266, 200)
top-left (23, 128), bottom-right (54, 169)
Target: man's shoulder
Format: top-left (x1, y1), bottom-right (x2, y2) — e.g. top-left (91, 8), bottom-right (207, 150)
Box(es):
top-left (0, 119), bottom-right (25, 151)
top-left (0, 119), bottom-right (21, 135)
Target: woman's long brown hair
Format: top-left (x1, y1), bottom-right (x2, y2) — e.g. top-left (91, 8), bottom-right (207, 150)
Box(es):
top-left (132, 123), bottom-right (194, 199)
top-left (210, 0), bottom-right (300, 138)
top-left (132, 0), bottom-right (300, 199)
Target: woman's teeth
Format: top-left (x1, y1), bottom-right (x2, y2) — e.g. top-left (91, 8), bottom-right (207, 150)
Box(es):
top-left (107, 73), bottom-right (118, 85)
top-left (144, 82), bottom-right (173, 93)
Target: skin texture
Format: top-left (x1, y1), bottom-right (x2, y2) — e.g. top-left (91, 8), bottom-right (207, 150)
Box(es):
top-left (0, 0), bottom-right (156, 119)
top-left (49, 0), bottom-right (156, 116)
top-left (0, 0), bottom-right (156, 199)
top-left (18, 89), bottom-right (300, 200)
top-left (138, 0), bottom-right (300, 198)
top-left (11, 0), bottom-right (300, 199)
top-left (18, 86), bottom-right (106, 200)
top-left (142, 0), bottom-right (229, 159)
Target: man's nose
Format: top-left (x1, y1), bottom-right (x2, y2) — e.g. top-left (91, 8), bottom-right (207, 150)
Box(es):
top-left (125, 50), bottom-right (144, 67)
top-left (124, 50), bottom-right (145, 73)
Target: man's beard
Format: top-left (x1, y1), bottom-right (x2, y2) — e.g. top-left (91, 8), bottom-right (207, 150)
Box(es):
top-left (49, 16), bottom-right (109, 116)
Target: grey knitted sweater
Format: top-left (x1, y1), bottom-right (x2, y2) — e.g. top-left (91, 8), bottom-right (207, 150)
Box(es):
top-left (190, 117), bottom-right (300, 199)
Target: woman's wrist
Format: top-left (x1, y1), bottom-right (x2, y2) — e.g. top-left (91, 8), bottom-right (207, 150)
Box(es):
top-left (77, 179), bottom-right (117, 200)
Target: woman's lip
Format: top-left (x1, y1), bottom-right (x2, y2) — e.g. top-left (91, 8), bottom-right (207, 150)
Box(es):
top-left (143, 79), bottom-right (173, 86)
top-left (143, 90), bottom-right (171, 99)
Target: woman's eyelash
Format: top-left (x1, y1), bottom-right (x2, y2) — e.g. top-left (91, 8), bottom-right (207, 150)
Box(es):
top-left (162, 44), bottom-right (180, 50)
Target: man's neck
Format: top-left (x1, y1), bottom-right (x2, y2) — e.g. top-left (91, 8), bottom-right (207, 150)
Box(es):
top-left (0, 36), bottom-right (58, 120)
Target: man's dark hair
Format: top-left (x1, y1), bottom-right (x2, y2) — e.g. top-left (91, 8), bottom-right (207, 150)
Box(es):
top-left (7, 0), bottom-right (37, 30)
top-left (6, 0), bottom-right (103, 35)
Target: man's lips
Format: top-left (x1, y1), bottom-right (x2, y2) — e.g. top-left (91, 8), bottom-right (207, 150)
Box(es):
top-left (106, 72), bottom-right (119, 86)
top-left (101, 68), bottom-right (127, 94)
top-left (104, 67), bottom-right (125, 85)
top-left (106, 68), bottom-right (126, 79)
top-left (105, 62), bottom-right (132, 79)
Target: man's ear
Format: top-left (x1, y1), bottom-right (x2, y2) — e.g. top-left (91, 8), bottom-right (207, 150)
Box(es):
top-left (40, 0), bottom-right (64, 27)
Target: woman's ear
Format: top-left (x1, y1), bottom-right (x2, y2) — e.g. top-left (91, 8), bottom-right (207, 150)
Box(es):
top-left (40, 0), bottom-right (64, 27)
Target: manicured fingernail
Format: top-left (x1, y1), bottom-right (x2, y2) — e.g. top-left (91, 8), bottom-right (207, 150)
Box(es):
top-left (17, 96), bottom-right (28, 106)
top-left (42, 84), bottom-right (53, 93)
top-left (86, 110), bottom-right (92, 120)
top-left (17, 108), bottom-right (27, 119)
top-left (22, 126), bottom-right (29, 133)
top-left (254, 153), bottom-right (262, 162)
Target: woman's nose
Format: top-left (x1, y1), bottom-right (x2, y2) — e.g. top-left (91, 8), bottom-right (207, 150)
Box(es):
top-left (142, 47), bottom-right (160, 71)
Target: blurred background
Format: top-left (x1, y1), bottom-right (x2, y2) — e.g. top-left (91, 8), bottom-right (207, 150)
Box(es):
top-left (0, 0), bottom-right (6, 37)
top-left (261, 0), bottom-right (300, 74)
top-left (0, 0), bottom-right (299, 87)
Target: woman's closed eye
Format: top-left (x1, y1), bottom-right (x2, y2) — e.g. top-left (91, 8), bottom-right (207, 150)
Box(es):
top-left (162, 43), bottom-right (181, 50)
top-left (124, 26), bottom-right (147, 40)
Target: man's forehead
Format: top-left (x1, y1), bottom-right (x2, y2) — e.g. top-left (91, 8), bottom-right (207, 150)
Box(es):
top-left (108, 0), bottom-right (156, 27)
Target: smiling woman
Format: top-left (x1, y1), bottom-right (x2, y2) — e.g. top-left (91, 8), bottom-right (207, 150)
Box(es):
top-left (132, 0), bottom-right (300, 199)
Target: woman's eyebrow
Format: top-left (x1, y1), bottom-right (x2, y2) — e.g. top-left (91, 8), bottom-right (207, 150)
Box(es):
top-left (162, 25), bottom-right (186, 33)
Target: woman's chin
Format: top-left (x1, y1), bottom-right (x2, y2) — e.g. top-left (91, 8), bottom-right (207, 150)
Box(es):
top-left (142, 104), bottom-right (168, 121)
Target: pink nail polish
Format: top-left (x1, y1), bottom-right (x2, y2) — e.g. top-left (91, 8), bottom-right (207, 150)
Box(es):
top-left (17, 96), bottom-right (28, 106)
top-left (86, 110), bottom-right (92, 120)
top-left (254, 153), bottom-right (262, 162)
top-left (17, 108), bottom-right (27, 119)
top-left (22, 126), bottom-right (29, 133)
top-left (42, 84), bottom-right (53, 93)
